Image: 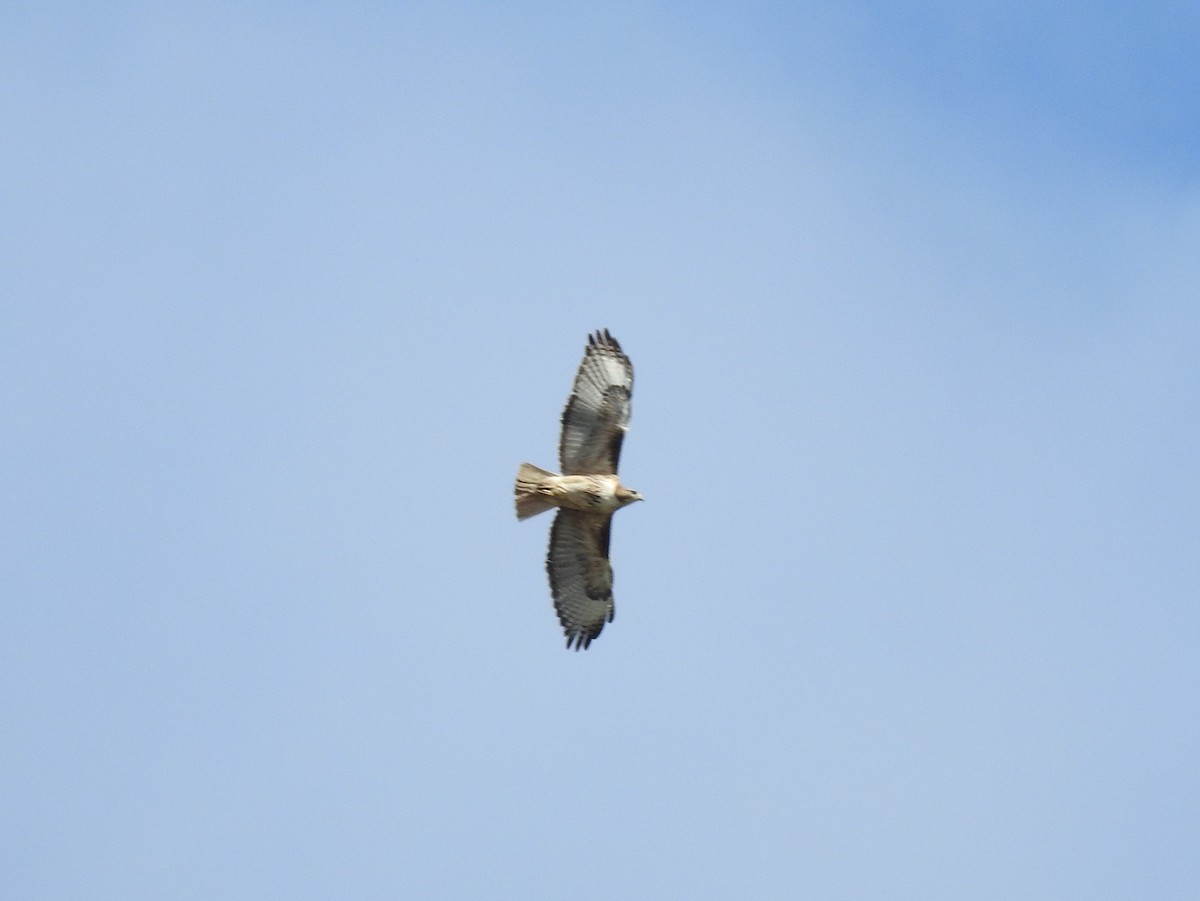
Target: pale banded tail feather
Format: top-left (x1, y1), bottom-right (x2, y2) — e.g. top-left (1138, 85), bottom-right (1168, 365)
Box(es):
top-left (514, 462), bottom-right (558, 520)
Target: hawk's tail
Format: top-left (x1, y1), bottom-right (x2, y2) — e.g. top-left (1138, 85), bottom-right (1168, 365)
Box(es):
top-left (514, 463), bottom-right (557, 520)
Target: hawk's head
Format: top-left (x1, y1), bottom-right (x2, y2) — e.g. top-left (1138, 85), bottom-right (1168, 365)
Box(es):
top-left (615, 485), bottom-right (644, 508)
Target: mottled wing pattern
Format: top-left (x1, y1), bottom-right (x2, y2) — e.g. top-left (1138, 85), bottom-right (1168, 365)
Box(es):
top-left (547, 510), bottom-right (615, 650)
top-left (559, 329), bottom-right (633, 475)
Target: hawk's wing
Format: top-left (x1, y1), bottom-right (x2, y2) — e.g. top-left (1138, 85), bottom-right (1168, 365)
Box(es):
top-left (559, 329), bottom-right (633, 475)
top-left (547, 510), bottom-right (616, 650)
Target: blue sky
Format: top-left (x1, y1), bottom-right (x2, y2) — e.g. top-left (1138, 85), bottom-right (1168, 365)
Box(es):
top-left (3, 3), bottom-right (1198, 899)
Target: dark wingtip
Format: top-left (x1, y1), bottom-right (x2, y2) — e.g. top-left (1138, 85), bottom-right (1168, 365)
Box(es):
top-left (588, 329), bottom-right (620, 352)
top-left (564, 629), bottom-right (597, 650)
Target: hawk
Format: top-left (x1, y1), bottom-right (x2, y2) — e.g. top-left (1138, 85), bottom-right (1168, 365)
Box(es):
top-left (514, 329), bottom-right (643, 650)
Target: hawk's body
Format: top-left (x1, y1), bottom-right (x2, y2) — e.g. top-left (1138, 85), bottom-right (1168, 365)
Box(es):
top-left (514, 330), bottom-right (642, 650)
top-left (516, 467), bottom-right (634, 518)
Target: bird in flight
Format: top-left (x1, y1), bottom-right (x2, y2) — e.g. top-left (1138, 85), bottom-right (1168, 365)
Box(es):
top-left (514, 329), bottom-right (643, 649)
